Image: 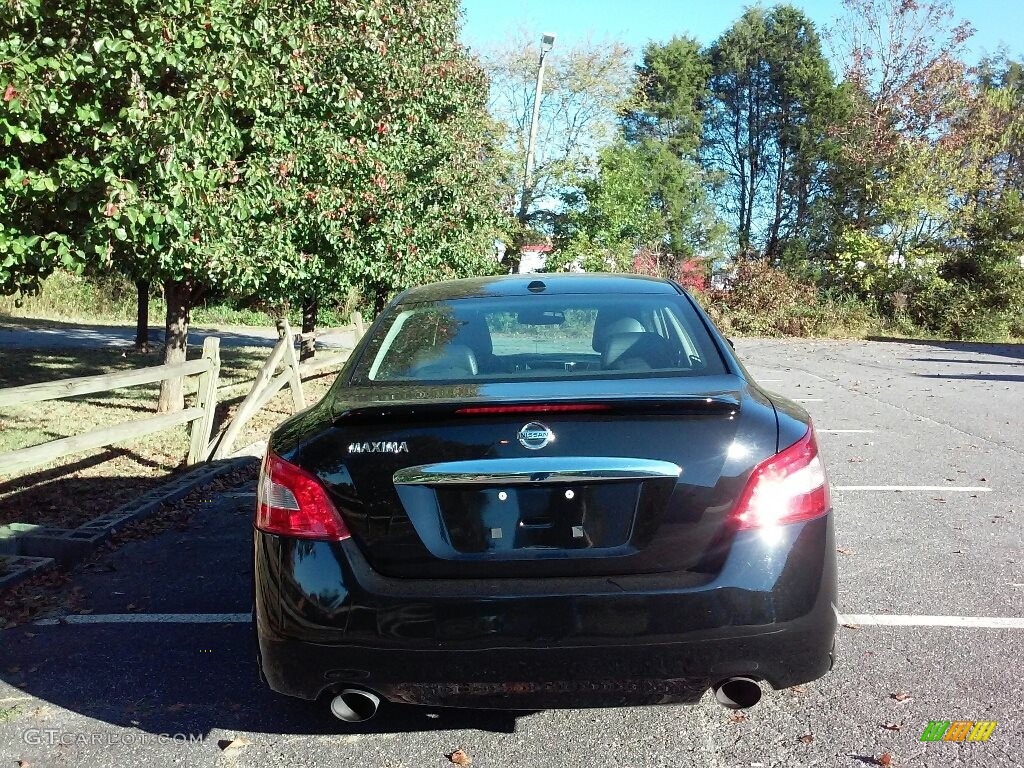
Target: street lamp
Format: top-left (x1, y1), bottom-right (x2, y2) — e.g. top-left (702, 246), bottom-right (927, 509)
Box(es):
top-left (518, 32), bottom-right (555, 224)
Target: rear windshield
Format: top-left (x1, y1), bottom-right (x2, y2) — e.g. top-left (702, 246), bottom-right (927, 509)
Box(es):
top-left (352, 293), bottom-right (727, 384)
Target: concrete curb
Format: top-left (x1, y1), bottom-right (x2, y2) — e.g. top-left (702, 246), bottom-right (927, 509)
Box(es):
top-left (0, 456), bottom-right (257, 587)
top-left (0, 555), bottom-right (57, 591)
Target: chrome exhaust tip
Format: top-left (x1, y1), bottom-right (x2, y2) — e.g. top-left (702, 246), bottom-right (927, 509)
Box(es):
top-left (712, 677), bottom-right (762, 709)
top-left (329, 688), bottom-right (381, 722)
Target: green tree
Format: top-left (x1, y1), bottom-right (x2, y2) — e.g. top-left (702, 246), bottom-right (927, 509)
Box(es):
top-left (553, 140), bottom-right (665, 272)
top-left (611, 36), bottom-right (724, 271)
top-left (704, 5), bottom-right (840, 258)
top-left (239, 0), bottom-right (505, 317)
top-left (3, 1), bottom-right (504, 411)
top-left (553, 139), bottom-right (722, 273)
top-left (623, 36), bottom-right (710, 158)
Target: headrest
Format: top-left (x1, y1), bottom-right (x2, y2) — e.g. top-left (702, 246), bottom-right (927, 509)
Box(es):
top-left (454, 317), bottom-right (493, 356)
top-left (592, 313), bottom-right (645, 351)
top-left (411, 343), bottom-right (477, 378)
top-left (602, 331), bottom-right (674, 370)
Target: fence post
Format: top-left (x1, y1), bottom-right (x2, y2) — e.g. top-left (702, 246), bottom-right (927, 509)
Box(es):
top-left (211, 333), bottom-right (288, 460)
top-left (353, 311), bottom-right (365, 339)
top-left (188, 337), bottom-right (221, 464)
top-left (277, 319), bottom-right (306, 411)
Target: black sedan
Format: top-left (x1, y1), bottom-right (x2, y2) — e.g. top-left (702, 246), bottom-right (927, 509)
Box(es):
top-left (253, 273), bottom-right (837, 722)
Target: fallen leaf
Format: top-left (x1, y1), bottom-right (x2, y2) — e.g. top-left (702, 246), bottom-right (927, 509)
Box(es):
top-left (890, 691), bottom-right (912, 702)
top-left (448, 748), bottom-right (472, 766)
top-left (798, 733), bottom-right (814, 744)
top-left (789, 685), bottom-right (807, 695)
top-left (878, 753), bottom-right (892, 766)
top-left (218, 737), bottom-right (252, 753)
top-left (836, 546), bottom-right (856, 555)
top-left (880, 722), bottom-right (903, 731)
top-left (729, 711), bottom-right (747, 723)
top-left (842, 622), bottom-right (860, 630)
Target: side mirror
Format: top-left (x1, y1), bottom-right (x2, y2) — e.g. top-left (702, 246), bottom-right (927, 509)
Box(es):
top-left (726, 338), bottom-right (735, 349)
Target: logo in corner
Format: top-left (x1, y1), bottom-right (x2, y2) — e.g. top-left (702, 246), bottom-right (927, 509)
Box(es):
top-left (921, 720), bottom-right (997, 742)
top-left (517, 422), bottom-right (553, 451)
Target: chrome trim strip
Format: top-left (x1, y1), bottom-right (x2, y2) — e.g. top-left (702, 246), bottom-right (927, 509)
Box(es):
top-left (393, 457), bottom-right (682, 486)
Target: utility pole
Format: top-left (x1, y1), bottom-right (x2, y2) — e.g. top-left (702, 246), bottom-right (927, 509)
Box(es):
top-left (518, 32), bottom-right (556, 225)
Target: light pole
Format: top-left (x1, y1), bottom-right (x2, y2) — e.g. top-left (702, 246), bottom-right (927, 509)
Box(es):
top-left (518, 32), bottom-right (555, 224)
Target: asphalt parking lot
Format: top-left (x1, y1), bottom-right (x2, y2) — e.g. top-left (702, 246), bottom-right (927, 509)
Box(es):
top-left (1, 337), bottom-right (1021, 767)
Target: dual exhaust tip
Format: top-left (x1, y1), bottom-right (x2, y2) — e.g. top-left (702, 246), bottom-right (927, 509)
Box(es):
top-left (328, 678), bottom-right (761, 721)
top-left (329, 688), bottom-right (381, 722)
top-left (713, 676), bottom-right (762, 709)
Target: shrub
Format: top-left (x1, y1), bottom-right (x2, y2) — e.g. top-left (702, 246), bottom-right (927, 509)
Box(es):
top-left (906, 269), bottom-right (1024, 341)
top-left (631, 249), bottom-right (707, 291)
top-left (701, 258), bottom-right (876, 338)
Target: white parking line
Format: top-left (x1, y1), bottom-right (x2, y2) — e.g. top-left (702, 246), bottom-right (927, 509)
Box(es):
top-left (818, 429), bottom-right (875, 434)
top-left (841, 614), bottom-right (1024, 629)
top-left (33, 612), bottom-right (250, 625)
top-left (834, 485), bottom-right (991, 492)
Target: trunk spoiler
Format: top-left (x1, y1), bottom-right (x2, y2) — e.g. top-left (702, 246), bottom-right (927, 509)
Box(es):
top-left (333, 395), bottom-right (740, 424)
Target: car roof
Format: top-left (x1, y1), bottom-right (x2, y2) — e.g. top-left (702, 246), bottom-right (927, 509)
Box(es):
top-left (397, 273), bottom-right (680, 304)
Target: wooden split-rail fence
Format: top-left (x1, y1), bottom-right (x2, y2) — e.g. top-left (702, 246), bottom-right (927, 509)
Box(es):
top-left (0, 315), bottom-right (365, 477)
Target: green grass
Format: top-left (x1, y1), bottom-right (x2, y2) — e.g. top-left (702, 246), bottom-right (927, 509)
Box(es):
top-left (0, 706), bottom-right (21, 723)
top-left (0, 271), bottom-right (362, 329)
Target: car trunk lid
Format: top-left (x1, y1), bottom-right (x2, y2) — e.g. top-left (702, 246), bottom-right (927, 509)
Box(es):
top-left (296, 376), bottom-right (778, 578)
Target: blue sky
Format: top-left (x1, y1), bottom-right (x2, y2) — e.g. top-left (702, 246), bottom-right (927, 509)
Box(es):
top-left (460, 0), bottom-right (1022, 63)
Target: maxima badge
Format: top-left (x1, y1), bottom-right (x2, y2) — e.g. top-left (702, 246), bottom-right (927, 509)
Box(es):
top-left (517, 422), bottom-right (553, 450)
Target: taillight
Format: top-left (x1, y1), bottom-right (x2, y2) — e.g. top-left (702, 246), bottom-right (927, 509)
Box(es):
top-left (255, 452), bottom-right (350, 540)
top-left (732, 427), bottom-right (830, 530)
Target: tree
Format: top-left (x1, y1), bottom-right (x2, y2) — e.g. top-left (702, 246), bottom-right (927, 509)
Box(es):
top-left (623, 36), bottom-right (710, 158)
top-left (2, 2), bottom-right (304, 410)
top-left (3, 1), bottom-right (505, 412)
top-left (553, 139), bottom-right (723, 273)
top-left (1, 1), bottom-right (119, 296)
top-left (553, 140), bottom-right (665, 272)
top-left (829, 0), bottom-right (974, 167)
top-left (212, 0), bottom-right (506, 336)
top-left (482, 32), bottom-right (633, 244)
top-left (704, 5), bottom-right (840, 258)
top-left (824, 0), bottom-right (978, 296)
top-left (551, 35), bottom-right (725, 277)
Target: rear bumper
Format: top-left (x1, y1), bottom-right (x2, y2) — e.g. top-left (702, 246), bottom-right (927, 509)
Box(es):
top-left (254, 515), bottom-right (838, 708)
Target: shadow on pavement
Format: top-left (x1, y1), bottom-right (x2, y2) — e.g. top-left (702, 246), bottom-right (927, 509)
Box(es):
top-left (1, 623), bottom-right (523, 736)
top-left (917, 373), bottom-right (1024, 383)
top-left (865, 335), bottom-right (1024, 361)
top-left (0, 462), bottom-right (524, 736)
top-left (907, 357), bottom-right (1023, 366)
